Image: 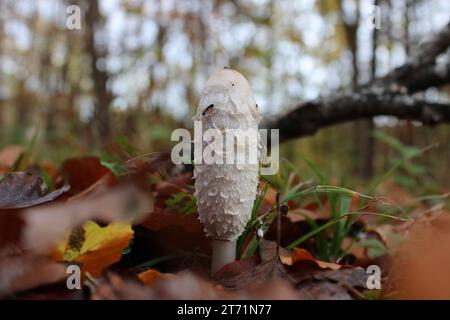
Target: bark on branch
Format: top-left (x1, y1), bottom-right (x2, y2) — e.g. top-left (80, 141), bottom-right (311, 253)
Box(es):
top-left (263, 22), bottom-right (450, 143)
top-left (263, 93), bottom-right (450, 142)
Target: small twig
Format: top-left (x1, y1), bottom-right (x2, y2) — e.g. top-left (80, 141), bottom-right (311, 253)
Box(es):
top-left (341, 282), bottom-right (367, 300)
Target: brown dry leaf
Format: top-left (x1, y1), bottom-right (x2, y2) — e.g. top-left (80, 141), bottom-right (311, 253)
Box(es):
top-left (213, 257), bottom-right (259, 280)
top-left (220, 239), bottom-right (364, 299)
top-left (261, 182), bottom-right (277, 206)
top-left (145, 271), bottom-right (227, 299)
top-left (374, 204), bottom-right (447, 254)
top-left (92, 272), bottom-right (153, 300)
top-left (157, 271), bottom-right (300, 299)
top-left (166, 172), bottom-right (193, 187)
top-left (265, 215), bottom-right (308, 248)
top-left (0, 209), bottom-right (25, 249)
top-left (288, 265), bottom-right (368, 300)
top-left (124, 151), bottom-right (173, 174)
top-left (287, 208), bottom-right (323, 223)
top-left (235, 278), bottom-right (300, 299)
top-left (280, 247), bottom-right (341, 270)
top-left (91, 271), bottom-right (224, 300)
top-left (340, 237), bottom-right (371, 265)
top-left (59, 157), bottom-right (114, 195)
top-left (386, 212), bottom-right (450, 299)
top-left (55, 221), bottom-right (134, 277)
top-left (155, 181), bottom-right (189, 198)
top-left (297, 279), bottom-right (353, 300)
top-left (138, 196), bottom-right (208, 266)
top-left (21, 185), bottom-right (152, 253)
top-left (135, 223), bottom-right (210, 271)
top-left (137, 269), bottom-right (174, 286)
top-left (93, 271), bottom-right (301, 300)
top-left (141, 212), bottom-right (202, 233)
top-left (68, 174), bottom-right (116, 202)
top-left (0, 254), bottom-right (66, 296)
top-left (217, 259), bottom-right (278, 291)
top-left (0, 172), bottom-right (70, 209)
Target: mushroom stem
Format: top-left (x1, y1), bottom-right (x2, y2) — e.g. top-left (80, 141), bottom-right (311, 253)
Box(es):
top-left (211, 239), bottom-right (236, 275)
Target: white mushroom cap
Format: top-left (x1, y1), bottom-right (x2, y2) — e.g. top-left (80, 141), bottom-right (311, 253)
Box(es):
top-left (194, 68), bottom-right (261, 123)
top-left (194, 68), bottom-right (261, 241)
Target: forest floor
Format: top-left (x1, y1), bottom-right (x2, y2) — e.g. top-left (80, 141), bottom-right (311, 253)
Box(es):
top-left (0, 138), bottom-right (449, 300)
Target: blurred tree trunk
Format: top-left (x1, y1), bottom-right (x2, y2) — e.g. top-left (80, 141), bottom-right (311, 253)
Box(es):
top-left (84, 0), bottom-right (112, 146)
top-left (40, 24), bottom-right (55, 137)
top-left (14, 80), bottom-right (30, 133)
top-left (361, 0), bottom-right (381, 180)
top-left (338, 0), bottom-right (369, 178)
top-left (403, 0), bottom-right (414, 145)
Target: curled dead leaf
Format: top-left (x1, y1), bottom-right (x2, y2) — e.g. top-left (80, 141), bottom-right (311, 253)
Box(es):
top-left (0, 172), bottom-right (70, 209)
top-left (280, 247), bottom-right (341, 270)
top-left (59, 157), bottom-right (113, 195)
top-left (0, 254), bottom-right (66, 296)
top-left (137, 269), bottom-right (174, 286)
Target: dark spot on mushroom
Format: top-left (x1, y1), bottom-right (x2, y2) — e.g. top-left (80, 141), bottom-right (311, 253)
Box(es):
top-left (231, 82), bottom-right (235, 86)
top-left (255, 104), bottom-right (259, 109)
top-left (224, 66), bottom-right (229, 69)
top-left (202, 104), bottom-right (214, 116)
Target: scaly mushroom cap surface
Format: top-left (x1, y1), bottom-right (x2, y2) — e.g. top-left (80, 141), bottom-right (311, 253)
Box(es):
top-left (193, 68), bottom-right (261, 240)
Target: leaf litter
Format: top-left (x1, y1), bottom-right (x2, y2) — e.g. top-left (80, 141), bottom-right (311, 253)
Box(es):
top-left (0, 143), bottom-right (449, 300)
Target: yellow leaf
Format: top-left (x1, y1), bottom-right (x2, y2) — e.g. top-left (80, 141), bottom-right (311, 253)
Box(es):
top-left (55, 221), bottom-right (133, 277)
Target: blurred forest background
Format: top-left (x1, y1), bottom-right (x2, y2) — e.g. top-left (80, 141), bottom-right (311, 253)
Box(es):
top-left (0, 0), bottom-right (449, 189)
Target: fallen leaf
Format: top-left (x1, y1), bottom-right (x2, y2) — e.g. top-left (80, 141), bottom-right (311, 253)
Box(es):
top-left (288, 264), bottom-right (368, 300)
top-left (297, 280), bottom-right (353, 300)
top-left (261, 182), bottom-right (278, 206)
top-left (132, 224), bottom-right (210, 272)
top-left (280, 247), bottom-right (341, 270)
top-left (138, 269), bottom-right (174, 286)
top-left (0, 209), bottom-right (24, 249)
top-left (141, 212), bottom-right (202, 233)
top-left (55, 221), bottom-right (134, 277)
top-left (146, 271), bottom-right (226, 299)
top-left (155, 181), bottom-right (189, 198)
top-left (21, 185), bottom-right (152, 253)
top-left (0, 172), bottom-right (70, 209)
top-left (217, 259), bottom-right (277, 290)
top-left (59, 157), bottom-right (113, 195)
top-left (92, 271), bottom-right (224, 300)
top-left (0, 254), bottom-right (66, 296)
top-left (386, 212), bottom-right (450, 299)
top-left (91, 272), bottom-right (153, 300)
top-left (213, 257), bottom-right (259, 279)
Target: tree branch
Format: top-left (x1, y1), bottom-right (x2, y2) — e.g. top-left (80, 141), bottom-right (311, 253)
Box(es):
top-left (262, 21), bottom-right (450, 143)
top-left (263, 93), bottom-right (450, 142)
